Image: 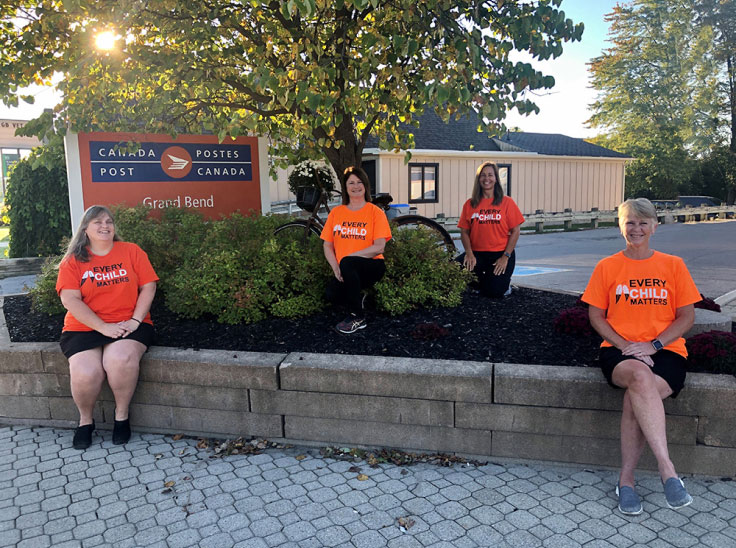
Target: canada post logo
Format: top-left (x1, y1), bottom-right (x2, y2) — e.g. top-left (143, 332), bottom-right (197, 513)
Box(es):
top-left (89, 141), bottom-right (252, 183)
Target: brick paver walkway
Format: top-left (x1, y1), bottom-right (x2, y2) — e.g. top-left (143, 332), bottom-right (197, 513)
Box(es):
top-left (2, 426), bottom-right (736, 547)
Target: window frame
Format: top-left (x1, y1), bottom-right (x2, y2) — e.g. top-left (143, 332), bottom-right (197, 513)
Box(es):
top-left (497, 163), bottom-right (512, 197)
top-left (407, 162), bottom-right (439, 204)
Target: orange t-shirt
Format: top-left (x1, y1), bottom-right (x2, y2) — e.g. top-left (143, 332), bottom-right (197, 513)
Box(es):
top-left (320, 203), bottom-right (392, 264)
top-left (457, 196), bottom-right (525, 252)
top-left (581, 251), bottom-right (701, 357)
top-left (56, 241), bottom-right (159, 332)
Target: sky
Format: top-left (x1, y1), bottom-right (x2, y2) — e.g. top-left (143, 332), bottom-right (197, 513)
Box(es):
top-left (0, 0), bottom-right (618, 139)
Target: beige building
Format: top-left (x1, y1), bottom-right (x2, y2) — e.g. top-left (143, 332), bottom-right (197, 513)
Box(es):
top-left (272, 111), bottom-right (631, 218)
top-left (0, 119), bottom-right (41, 196)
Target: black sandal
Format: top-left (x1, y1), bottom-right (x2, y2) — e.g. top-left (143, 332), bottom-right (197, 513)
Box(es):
top-left (73, 421), bottom-right (95, 450)
top-left (112, 418), bottom-right (131, 445)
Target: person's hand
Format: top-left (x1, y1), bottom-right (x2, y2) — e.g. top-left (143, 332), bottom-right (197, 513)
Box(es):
top-left (117, 319), bottom-right (140, 337)
top-left (332, 265), bottom-right (343, 282)
top-left (493, 255), bottom-right (509, 275)
top-left (99, 322), bottom-right (127, 339)
top-left (622, 341), bottom-right (656, 367)
top-left (463, 253), bottom-right (476, 271)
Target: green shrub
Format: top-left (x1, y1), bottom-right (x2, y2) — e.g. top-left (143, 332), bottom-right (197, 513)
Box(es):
top-left (5, 144), bottom-right (70, 257)
top-left (28, 256), bottom-right (64, 315)
top-left (375, 225), bottom-right (472, 315)
top-left (29, 207), bottom-right (471, 324)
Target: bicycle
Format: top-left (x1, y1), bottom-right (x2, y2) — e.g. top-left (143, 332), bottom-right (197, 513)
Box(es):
top-left (273, 186), bottom-right (457, 255)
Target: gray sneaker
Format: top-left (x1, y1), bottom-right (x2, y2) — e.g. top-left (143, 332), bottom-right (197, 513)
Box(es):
top-left (616, 485), bottom-right (643, 515)
top-left (336, 315), bottom-right (366, 334)
top-left (663, 477), bottom-right (693, 509)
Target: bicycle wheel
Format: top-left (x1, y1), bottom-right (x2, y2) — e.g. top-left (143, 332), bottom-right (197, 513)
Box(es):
top-left (273, 220), bottom-right (323, 245)
top-left (393, 215), bottom-right (457, 256)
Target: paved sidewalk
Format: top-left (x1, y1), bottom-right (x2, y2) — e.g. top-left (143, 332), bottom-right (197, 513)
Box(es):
top-left (2, 426), bottom-right (735, 548)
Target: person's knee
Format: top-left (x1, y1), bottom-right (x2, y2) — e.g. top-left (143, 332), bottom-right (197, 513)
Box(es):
top-left (625, 363), bottom-right (657, 392)
top-left (103, 350), bottom-right (140, 377)
top-left (70, 362), bottom-right (105, 387)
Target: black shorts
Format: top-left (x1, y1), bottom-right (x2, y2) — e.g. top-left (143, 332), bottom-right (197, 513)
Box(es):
top-left (599, 346), bottom-right (687, 398)
top-left (59, 323), bottom-right (155, 359)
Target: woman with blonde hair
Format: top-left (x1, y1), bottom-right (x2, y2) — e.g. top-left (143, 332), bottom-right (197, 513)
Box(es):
top-left (582, 197), bottom-right (700, 514)
top-left (56, 205), bottom-right (158, 449)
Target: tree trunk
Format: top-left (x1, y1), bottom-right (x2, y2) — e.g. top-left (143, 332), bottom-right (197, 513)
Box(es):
top-left (321, 115), bottom-right (363, 186)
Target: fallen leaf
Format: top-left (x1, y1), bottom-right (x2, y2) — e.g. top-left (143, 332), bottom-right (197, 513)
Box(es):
top-left (172, 434), bottom-right (184, 441)
top-left (164, 481), bottom-right (175, 488)
top-left (295, 455), bottom-right (307, 461)
top-left (196, 439), bottom-right (209, 449)
top-left (154, 454), bottom-right (163, 460)
top-left (348, 466), bottom-right (361, 473)
top-left (183, 476), bottom-right (192, 481)
top-left (161, 488), bottom-right (172, 494)
top-left (179, 449), bottom-right (188, 456)
top-left (397, 516), bottom-right (415, 530)
top-left (357, 474), bottom-right (369, 481)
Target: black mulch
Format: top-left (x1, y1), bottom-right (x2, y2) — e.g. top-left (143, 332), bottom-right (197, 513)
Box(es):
top-left (3, 287), bottom-right (602, 367)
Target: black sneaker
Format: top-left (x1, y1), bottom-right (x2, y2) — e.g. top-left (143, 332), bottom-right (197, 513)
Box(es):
top-left (112, 418), bottom-right (131, 445)
top-left (73, 421), bottom-right (95, 450)
top-left (336, 315), bottom-right (367, 334)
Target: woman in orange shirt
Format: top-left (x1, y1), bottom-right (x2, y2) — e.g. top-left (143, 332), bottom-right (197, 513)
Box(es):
top-left (56, 205), bottom-right (158, 450)
top-left (457, 161), bottom-right (524, 297)
top-left (321, 166), bottom-right (391, 334)
top-left (582, 198), bottom-right (700, 515)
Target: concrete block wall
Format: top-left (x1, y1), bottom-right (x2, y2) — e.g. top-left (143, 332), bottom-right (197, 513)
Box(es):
top-left (1, 342), bottom-right (735, 477)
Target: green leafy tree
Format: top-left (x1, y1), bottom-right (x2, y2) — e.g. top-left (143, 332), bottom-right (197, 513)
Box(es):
top-left (588, 0), bottom-right (736, 201)
top-left (0, 0), bottom-right (582, 177)
top-left (4, 138), bottom-right (71, 257)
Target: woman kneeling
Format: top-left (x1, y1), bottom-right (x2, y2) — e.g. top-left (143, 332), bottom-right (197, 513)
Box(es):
top-left (56, 205), bottom-right (158, 450)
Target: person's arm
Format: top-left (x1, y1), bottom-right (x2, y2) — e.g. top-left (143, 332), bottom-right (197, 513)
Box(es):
top-left (347, 238), bottom-right (386, 259)
top-left (620, 304), bottom-right (695, 359)
top-left (460, 228), bottom-right (476, 270)
top-left (117, 281), bottom-right (157, 333)
top-left (493, 225), bottom-right (521, 275)
top-left (60, 289), bottom-right (127, 339)
top-left (323, 241), bottom-right (343, 281)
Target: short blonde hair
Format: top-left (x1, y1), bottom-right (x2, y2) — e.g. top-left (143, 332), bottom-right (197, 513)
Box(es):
top-left (618, 198), bottom-right (657, 228)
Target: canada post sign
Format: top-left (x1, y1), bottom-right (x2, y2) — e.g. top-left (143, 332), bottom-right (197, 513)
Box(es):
top-left (75, 132), bottom-right (263, 218)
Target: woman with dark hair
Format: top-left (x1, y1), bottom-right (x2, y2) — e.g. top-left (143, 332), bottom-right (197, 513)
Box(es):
top-left (457, 161), bottom-right (524, 297)
top-left (582, 198), bottom-right (699, 515)
top-left (56, 205), bottom-right (158, 449)
top-left (321, 166), bottom-right (391, 334)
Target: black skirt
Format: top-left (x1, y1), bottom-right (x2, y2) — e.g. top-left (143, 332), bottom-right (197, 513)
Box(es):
top-left (59, 322), bottom-right (155, 359)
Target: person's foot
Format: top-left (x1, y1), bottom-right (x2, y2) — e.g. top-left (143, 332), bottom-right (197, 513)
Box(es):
top-left (663, 477), bottom-right (693, 509)
top-left (616, 484), bottom-right (643, 515)
top-left (73, 421), bottom-right (95, 450)
top-left (112, 418), bottom-right (131, 445)
top-left (336, 315), bottom-right (366, 334)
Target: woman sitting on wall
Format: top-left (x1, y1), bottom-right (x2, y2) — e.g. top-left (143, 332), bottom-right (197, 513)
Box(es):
top-left (457, 161), bottom-right (524, 297)
top-left (56, 205), bottom-right (158, 450)
top-left (321, 166), bottom-right (391, 334)
top-left (582, 197), bottom-right (700, 515)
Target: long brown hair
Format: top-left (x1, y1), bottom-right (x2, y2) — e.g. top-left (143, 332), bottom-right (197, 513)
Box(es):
top-left (470, 161), bottom-right (504, 208)
top-left (62, 205), bottom-right (122, 263)
top-left (340, 166), bottom-right (373, 205)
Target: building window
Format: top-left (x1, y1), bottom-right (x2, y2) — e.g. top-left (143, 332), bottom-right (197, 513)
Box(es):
top-left (408, 163), bottom-right (438, 203)
top-left (497, 164), bottom-right (511, 196)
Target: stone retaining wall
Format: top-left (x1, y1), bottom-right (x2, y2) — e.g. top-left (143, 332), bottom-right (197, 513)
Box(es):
top-left (2, 341), bottom-right (735, 477)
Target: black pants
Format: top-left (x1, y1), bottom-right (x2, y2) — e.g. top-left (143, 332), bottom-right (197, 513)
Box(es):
top-left (456, 250), bottom-right (515, 298)
top-left (326, 256), bottom-right (386, 316)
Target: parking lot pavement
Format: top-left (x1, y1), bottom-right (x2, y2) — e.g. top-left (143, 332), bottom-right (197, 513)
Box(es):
top-left (513, 220), bottom-right (736, 300)
top-left (2, 426), bottom-right (735, 548)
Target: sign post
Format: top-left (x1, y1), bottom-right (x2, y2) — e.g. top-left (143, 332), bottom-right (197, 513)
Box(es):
top-left (64, 131), bottom-right (270, 230)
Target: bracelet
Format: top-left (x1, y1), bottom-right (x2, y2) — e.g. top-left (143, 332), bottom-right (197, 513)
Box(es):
top-left (131, 318), bottom-right (141, 324)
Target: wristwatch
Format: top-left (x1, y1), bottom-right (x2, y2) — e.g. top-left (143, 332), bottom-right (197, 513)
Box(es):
top-left (503, 251), bottom-right (511, 258)
top-left (651, 339), bottom-right (663, 352)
